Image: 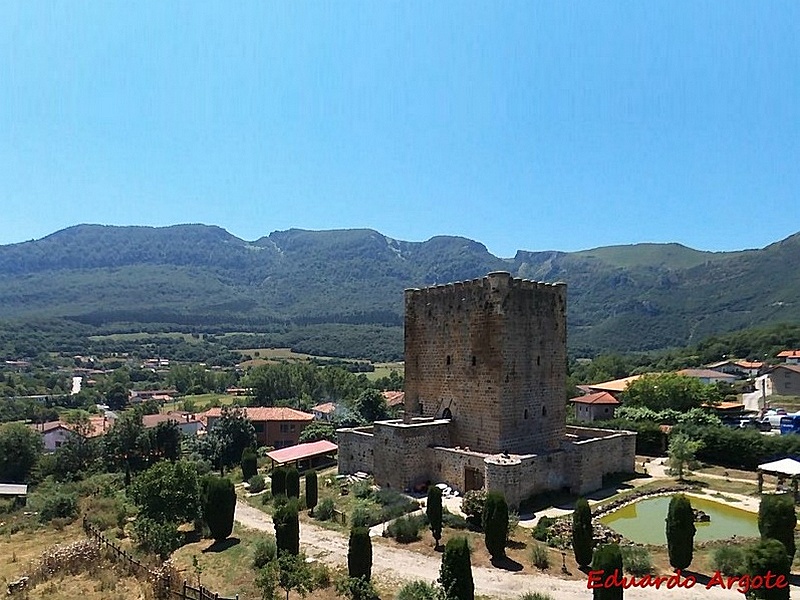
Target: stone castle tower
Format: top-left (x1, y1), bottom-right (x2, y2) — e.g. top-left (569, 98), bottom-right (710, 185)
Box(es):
top-left (403, 271), bottom-right (567, 454)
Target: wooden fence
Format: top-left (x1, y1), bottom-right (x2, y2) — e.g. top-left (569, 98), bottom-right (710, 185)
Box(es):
top-left (82, 517), bottom-right (238, 600)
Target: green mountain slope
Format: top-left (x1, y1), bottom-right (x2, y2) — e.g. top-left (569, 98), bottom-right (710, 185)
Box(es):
top-left (0, 225), bottom-right (798, 356)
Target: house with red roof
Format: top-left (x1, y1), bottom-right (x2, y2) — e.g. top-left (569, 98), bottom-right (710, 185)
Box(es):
top-left (311, 402), bottom-right (337, 422)
top-left (31, 415), bottom-right (114, 451)
top-left (569, 392), bottom-right (620, 423)
top-left (767, 364), bottom-right (800, 396)
top-left (778, 350), bottom-right (800, 365)
top-left (201, 406), bottom-right (314, 448)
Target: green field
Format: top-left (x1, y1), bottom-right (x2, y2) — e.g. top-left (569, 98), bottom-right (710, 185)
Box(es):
top-left (366, 361), bottom-right (404, 381)
top-left (162, 393), bottom-right (244, 413)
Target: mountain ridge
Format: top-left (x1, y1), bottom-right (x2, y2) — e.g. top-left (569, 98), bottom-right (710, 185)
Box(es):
top-left (0, 224), bottom-right (798, 355)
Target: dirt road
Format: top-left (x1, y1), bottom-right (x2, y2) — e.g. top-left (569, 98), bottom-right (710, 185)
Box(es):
top-left (235, 501), bottom-right (751, 599)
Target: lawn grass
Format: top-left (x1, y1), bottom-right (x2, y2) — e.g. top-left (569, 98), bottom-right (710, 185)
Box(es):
top-left (365, 362), bottom-right (404, 381)
top-left (168, 393), bottom-right (243, 413)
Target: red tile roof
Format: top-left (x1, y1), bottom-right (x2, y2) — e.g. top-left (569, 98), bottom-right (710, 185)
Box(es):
top-left (735, 360), bottom-right (763, 369)
top-left (569, 392), bottom-right (620, 406)
top-left (382, 391), bottom-right (405, 407)
top-left (31, 416), bottom-right (113, 438)
top-left (142, 412), bottom-right (197, 428)
top-left (311, 402), bottom-right (336, 414)
top-left (266, 440), bottom-right (338, 465)
top-left (778, 350), bottom-right (800, 358)
top-left (202, 406), bottom-right (313, 422)
top-left (586, 375), bottom-right (644, 393)
top-left (677, 369), bottom-right (737, 379)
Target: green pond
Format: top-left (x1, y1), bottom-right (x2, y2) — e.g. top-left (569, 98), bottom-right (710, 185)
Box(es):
top-left (599, 495), bottom-right (760, 545)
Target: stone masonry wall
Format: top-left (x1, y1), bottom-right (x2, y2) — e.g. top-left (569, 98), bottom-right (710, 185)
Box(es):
top-left (336, 428), bottom-right (375, 475)
top-left (565, 428), bottom-right (637, 495)
top-left (403, 272), bottom-right (566, 455)
top-left (372, 420), bottom-right (450, 491)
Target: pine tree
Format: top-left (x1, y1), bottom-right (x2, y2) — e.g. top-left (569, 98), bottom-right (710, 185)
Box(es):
top-left (241, 447), bottom-right (258, 481)
top-left (482, 491), bottom-right (508, 560)
top-left (591, 544), bottom-right (624, 600)
top-left (203, 476), bottom-right (236, 541)
top-left (439, 537), bottom-right (474, 600)
top-left (305, 470), bottom-right (318, 516)
top-left (426, 485), bottom-right (443, 548)
top-left (758, 493), bottom-right (797, 561)
top-left (572, 497), bottom-right (594, 568)
top-left (274, 498), bottom-right (300, 556)
top-left (666, 494), bottom-right (696, 570)
top-left (286, 467), bottom-right (300, 499)
top-left (271, 466), bottom-right (287, 497)
top-left (347, 526), bottom-right (372, 581)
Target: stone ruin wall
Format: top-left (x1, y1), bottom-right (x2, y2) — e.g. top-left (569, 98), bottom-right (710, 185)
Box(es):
top-left (403, 273), bottom-right (567, 455)
top-left (564, 427), bottom-right (638, 495)
top-left (371, 420), bottom-right (450, 491)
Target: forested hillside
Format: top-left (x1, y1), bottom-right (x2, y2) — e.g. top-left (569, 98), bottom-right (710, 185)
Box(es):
top-left (0, 224), bottom-right (798, 359)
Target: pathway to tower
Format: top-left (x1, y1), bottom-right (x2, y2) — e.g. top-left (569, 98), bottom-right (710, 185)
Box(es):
top-left (235, 500), bottom-right (750, 599)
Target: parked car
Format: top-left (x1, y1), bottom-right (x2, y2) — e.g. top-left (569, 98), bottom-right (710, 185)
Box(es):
top-left (738, 417), bottom-right (772, 432)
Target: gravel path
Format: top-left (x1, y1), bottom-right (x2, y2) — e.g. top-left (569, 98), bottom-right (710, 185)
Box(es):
top-left (235, 500), bottom-right (754, 599)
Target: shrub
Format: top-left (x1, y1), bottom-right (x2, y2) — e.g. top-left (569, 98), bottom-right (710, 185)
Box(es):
top-left (483, 491), bottom-right (508, 560)
top-left (442, 509), bottom-right (469, 530)
top-left (532, 516), bottom-right (555, 542)
top-left (248, 474), bottom-right (266, 494)
top-left (591, 544), bottom-right (623, 600)
top-left (352, 480), bottom-right (373, 499)
top-left (517, 594), bottom-right (554, 600)
top-left (745, 539), bottom-right (791, 600)
top-left (427, 486), bottom-right (443, 547)
top-left (241, 448), bottom-right (258, 482)
top-left (572, 498), bottom-right (593, 568)
top-left (395, 580), bottom-right (440, 600)
top-left (758, 493), bottom-right (796, 561)
top-left (351, 502), bottom-right (378, 528)
top-left (133, 517), bottom-right (181, 559)
top-left (286, 467), bottom-right (300, 499)
top-left (387, 514), bottom-right (425, 543)
top-left (460, 490), bottom-right (486, 530)
top-left (39, 492), bottom-right (78, 523)
top-left (348, 526), bottom-right (372, 581)
top-left (252, 534), bottom-right (277, 568)
top-left (316, 497), bottom-right (335, 521)
top-left (439, 537), bottom-right (473, 600)
top-left (260, 491), bottom-right (273, 506)
top-left (203, 476), bottom-right (236, 541)
top-left (712, 545), bottom-right (746, 577)
top-left (305, 470), bottom-right (318, 515)
top-left (530, 543), bottom-right (550, 570)
top-left (274, 498), bottom-right (300, 556)
top-left (271, 467), bottom-right (287, 497)
top-left (666, 494), bottom-right (696, 570)
top-left (620, 546), bottom-right (652, 576)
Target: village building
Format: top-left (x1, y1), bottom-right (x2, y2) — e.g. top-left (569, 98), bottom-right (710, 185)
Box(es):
top-left (142, 411), bottom-right (204, 436)
top-left (337, 272), bottom-right (636, 507)
top-left (766, 364), bottom-right (800, 397)
top-left (777, 350), bottom-right (800, 365)
top-left (570, 391), bottom-right (620, 423)
top-left (31, 415), bottom-right (114, 451)
top-left (311, 402), bottom-right (337, 422)
top-left (202, 406), bottom-right (314, 448)
top-left (676, 368), bottom-right (738, 385)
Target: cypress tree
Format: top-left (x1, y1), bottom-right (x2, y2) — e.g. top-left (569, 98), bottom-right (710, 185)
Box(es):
top-left (758, 493), bottom-right (796, 561)
top-left (439, 536), bottom-right (474, 600)
top-left (203, 476), bottom-right (236, 541)
top-left (241, 447), bottom-right (258, 481)
top-left (572, 497), bottom-right (594, 568)
top-left (591, 544), bottom-right (624, 600)
top-left (305, 470), bottom-right (318, 516)
top-left (348, 526), bottom-right (372, 581)
top-left (271, 466), bottom-right (287, 497)
top-left (482, 491), bottom-right (508, 560)
top-left (286, 467), bottom-right (300, 499)
top-left (427, 485), bottom-right (443, 548)
top-left (666, 494), bottom-right (696, 570)
top-left (273, 498), bottom-right (300, 556)
top-left (746, 538), bottom-right (791, 600)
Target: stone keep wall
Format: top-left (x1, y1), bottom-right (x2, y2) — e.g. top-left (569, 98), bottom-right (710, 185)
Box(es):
top-left (372, 420), bottom-right (450, 491)
top-left (336, 428), bottom-right (375, 475)
top-left (432, 447), bottom-right (491, 493)
top-left (565, 428), bottom-right (637, 495)
top-left (403, 272), bottom-right (566, 455)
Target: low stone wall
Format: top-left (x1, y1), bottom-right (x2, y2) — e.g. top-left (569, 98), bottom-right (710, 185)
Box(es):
top-left (337, 428), bottom-right (375, 475)
top-left (565, 428), bottom-right (637, 494)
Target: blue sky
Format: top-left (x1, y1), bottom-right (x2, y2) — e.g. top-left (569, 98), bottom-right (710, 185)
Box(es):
top-left (1, 2), bottom-right (798, 257)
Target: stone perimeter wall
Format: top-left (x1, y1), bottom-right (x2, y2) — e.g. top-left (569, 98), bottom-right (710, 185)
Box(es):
top-left (338, 421), bottom-right (637, 507)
